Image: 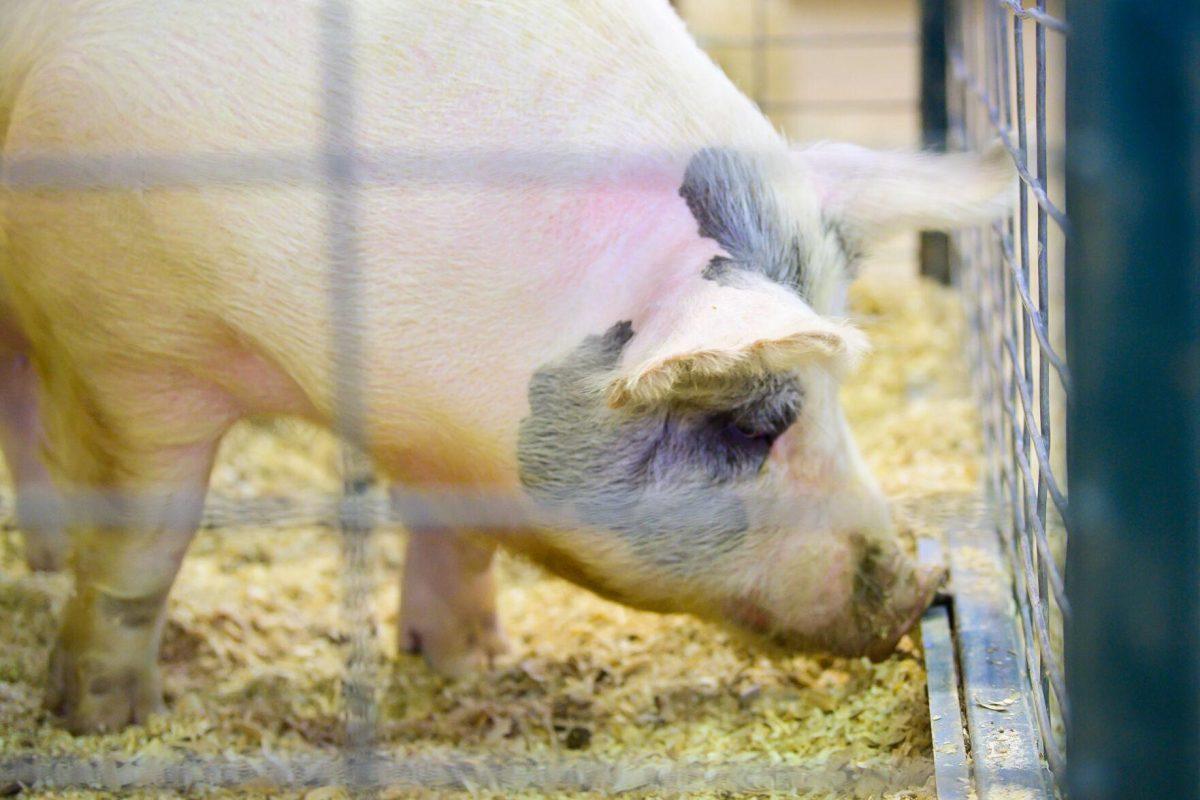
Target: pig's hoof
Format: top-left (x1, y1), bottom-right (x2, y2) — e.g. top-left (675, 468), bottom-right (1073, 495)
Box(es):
top-left (402, 614), bottom-right (509, 679)
top-left (45, 640), bottom-right (165, 734)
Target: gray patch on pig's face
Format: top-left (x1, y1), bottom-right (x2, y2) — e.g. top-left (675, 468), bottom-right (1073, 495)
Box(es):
top-left (680, 148), bottom-right (812, 295)
top-left (518, 322), bottom-right (801, 576)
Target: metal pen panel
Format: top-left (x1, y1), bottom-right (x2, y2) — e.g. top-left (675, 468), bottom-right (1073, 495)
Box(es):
top-left (944, 0), bottom-right (1070, 787)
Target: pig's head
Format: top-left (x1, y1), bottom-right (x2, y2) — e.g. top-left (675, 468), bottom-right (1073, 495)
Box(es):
top-left (517, 142), bottom-right (1013, 659)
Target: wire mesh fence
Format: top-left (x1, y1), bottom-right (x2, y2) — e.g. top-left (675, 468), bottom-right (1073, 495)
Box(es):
top-left (945, 0), bottom-right (1069, 784)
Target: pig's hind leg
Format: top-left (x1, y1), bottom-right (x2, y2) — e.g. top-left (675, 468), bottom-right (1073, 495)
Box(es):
top-left (399, 526), bottom-right (509, 678)
top-left (39, 367), bottom-right (232, 733)
top-left (0, 345), bottom-right (69, 571)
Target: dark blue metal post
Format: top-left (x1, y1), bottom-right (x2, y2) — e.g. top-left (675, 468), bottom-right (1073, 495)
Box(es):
top-left (1065, 3), bottom-right (1200, 798)
top-left (920, 0), bottom-right (951, 284)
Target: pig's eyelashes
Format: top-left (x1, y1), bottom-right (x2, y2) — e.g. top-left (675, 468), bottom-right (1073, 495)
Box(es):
top-left (724, 419), bottom-right (776, 450)
top-left (731, 421), bottom-right (772, 441)
top-left (704, 412), bottom-right (779, 474)
top-left (726, 412), bottom-right (786, 444)
top-left (727, 379), bottom-right (803, 439)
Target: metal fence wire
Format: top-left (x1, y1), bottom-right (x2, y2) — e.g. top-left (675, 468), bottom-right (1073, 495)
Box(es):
top-left (945, 0), bottom-right (1069, 784)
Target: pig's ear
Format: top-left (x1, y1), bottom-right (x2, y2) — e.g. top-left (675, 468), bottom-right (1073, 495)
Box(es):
top-left (795, 140), bottom-right (1015, 245)
top-left (606, 277), bottom-right (867, 409)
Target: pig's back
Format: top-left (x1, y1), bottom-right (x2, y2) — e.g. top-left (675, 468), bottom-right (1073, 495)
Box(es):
top-left (0, 0), bottom-right (780, 474)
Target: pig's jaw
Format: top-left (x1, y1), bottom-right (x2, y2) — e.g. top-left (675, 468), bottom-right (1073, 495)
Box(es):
top-left (500, 525), bottom-right (712, 617)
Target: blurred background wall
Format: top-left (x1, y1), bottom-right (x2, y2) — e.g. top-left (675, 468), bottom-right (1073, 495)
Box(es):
top-left (674, 0), bottom-right (923, 278)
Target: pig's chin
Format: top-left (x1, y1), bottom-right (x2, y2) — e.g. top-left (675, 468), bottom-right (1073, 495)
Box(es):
top-left (718, 592), bottom-right (927, 663)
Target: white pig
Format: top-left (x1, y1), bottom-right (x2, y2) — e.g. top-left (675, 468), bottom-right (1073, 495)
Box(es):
top-left (0, 0), bottom-right (1011, 732)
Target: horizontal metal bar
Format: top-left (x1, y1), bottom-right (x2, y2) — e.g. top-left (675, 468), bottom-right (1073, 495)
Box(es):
top-left (0, 484), bottom-right (910, 534)
top-left (998, 0), bottom-right (1069, 34)
top-left (759, 99), bottom-right (916, 113)
top-left (0, 146), bottom-right (802, 191)
top-left (949, 52), bottom-right (1069, 231)
top-left (0, 752), bottom-right (952, 794)
top-left (695, 32), bottom-right (919, 50)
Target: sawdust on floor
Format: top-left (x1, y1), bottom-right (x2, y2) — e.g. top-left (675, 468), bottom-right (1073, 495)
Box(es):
top-left (0, 273), bottom-right (981, 799)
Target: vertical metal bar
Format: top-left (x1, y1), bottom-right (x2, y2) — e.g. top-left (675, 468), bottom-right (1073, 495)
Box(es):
top-left (1004, 12), bottom-right (1059, 772)
top-left (1065, 2), bottom-right (1200, 798)
top-left (998, 7), bottom-right (1029, 672)
top-left (1033, 0), bottom-right (1055, 762)
top-left (921, 0), bottom-right (950, 151)
top-left (920, 0), bottom-right (952, 283)
top-left (965, 0), bottom-right (1003, 533)
top-left (991, 2), bottom-right (1020, 564)
top-left (319, 1), bottom-right (379, 796)
top-left (1010, 4), bottom-right (1047, 764)
top-left (965, 0), bottom-right (979, 137)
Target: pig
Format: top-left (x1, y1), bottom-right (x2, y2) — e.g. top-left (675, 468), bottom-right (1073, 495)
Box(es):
top-left (0, 0), bottom-right (1012, 733)
top-left (0, 307), bottom-right (69, 571)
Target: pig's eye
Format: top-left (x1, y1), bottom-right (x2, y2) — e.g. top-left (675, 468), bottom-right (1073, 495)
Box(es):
top-left (730, 420), bottom-right (776, 443)
top-left (727, 386), bottom-right (802, 444)
top-left (705, 412), bottom-right (782, 474)
top-left (674, 381), bottom-right (802, 482)
top-left (709, 413), bottom-right (778, 465)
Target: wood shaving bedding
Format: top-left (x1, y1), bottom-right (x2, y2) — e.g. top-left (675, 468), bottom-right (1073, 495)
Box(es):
top-left (0, 273), bottom-right (982, 799)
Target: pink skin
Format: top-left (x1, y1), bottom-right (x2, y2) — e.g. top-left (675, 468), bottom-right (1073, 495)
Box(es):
top-left (399, 527), bottom-right (509, 678)
top-left (0, 318), bottom-right (68, 571)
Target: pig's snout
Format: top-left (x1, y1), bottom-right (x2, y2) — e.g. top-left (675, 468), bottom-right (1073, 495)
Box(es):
top-left (847, 539), bottom-right (946, 662)
top-left (862, 562), bottom-right (946, 662)
top-left (724, 535), bottom-right (947, 662)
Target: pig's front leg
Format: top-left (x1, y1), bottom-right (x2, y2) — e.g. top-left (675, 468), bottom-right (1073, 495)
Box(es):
top-left (399, 528), bottom-right (508, 678)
